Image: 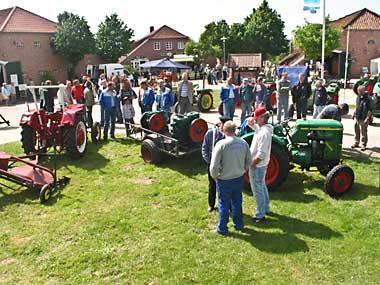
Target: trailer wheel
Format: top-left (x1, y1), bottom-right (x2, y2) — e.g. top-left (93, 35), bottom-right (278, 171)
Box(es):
top-left (324, 164), bottom-right (354, 197)
top-left (39, 184), bottom-right (52, 203)
top-left (173, 102), bottom-right (180, 114)
top-left (63, 117), bottom-right (87, 158)
top-left (197, 92), bottom-right (213, 112)
top-left (91, 122), bottom-right (101, 142)
top-left (244, 142), bottom-right (289, 191)
top-left (141, 139), bottom-right (162, 164)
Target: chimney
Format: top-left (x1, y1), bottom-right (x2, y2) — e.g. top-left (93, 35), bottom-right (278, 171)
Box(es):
top-left (150, 26), bottom-right (154, 33)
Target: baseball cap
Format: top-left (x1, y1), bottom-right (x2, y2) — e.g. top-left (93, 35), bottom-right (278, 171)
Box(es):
top-left (253, 107), bottom-right (267, 120)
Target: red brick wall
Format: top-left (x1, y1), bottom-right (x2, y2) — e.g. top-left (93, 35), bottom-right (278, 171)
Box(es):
top-left (126, 38), bottom-right (188, 63)
top-left (0, 32), bottom-right (104, 84)
top-left (0, 32), bottom-right (67, 83)
top-left (338, 29), bottom-right (380, 77)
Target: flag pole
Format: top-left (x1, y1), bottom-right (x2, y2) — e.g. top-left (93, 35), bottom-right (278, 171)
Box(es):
top-left (321, 0), bottom-right (326, 81)
top-left (343, 25), bottom-right (350, 102)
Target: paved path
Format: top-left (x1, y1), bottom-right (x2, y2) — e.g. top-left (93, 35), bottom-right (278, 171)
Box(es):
top-left (0, 85), bottom-right (379, 158)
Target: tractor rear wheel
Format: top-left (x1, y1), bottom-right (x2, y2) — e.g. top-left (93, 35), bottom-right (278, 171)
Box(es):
top-left (21, 126), bottom-right (46, 154)
top-left (244, 142), bottom-right (289, 191)
top-left (141, 139), bottom-right (162, 164)
top-left (324, 164), bottom-right (354, 197)
top-left (63, 117), bottom-right (87, 158)
top-left (197, 92), bottom-right (213, 112)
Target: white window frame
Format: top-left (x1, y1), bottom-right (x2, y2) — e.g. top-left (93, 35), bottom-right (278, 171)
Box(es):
top-left (165, 41), bottom-right (173, 50)
top-left (177, 41), bottom-right (185, 50)
top-left (15, 41), bottom-right (24, 48)
top-left (153, 42), bottom-right (160, 50)
top-left (33, 41), bottom-right (41, 48)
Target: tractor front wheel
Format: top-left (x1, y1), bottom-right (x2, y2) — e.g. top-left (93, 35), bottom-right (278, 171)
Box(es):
top-left (324, 164), bottom-right (354, 197)
top-left (63, 117), bottom-right (87, 158)
top-left (197, 92), bottom-right (213, 112)
top-left (141, 139), bottom-right (162, 164)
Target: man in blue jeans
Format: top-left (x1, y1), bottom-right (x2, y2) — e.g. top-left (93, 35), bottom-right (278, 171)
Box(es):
top-left (248, 107), bottom-right (273, 223)
top-left (99, 82), bottom-right (118, 140)
top-left (220, 77), bottom-right (238, 119)
top-left (210, 121), bottom-right (251, 235)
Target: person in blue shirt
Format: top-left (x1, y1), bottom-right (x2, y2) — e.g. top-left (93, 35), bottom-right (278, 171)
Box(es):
top-left (156, 79), bottom-right (174, 122)
top-left (220, 77), bottom-right (238, 119)
top-left (201, 116), bottom-right (229, 212)
top-left (138, 81), bottom-right (155, 114)
top-left (99, 82), bottom-right (118, 140)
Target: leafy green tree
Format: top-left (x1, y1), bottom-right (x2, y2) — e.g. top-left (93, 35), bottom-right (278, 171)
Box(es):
top-left (184, 40), bottom-right (222, 64)
top-left (96, 14), bottom-right (134, 62)
top-left (52, 12), bottom-right (95, 78)
top-left (199, 20), bottom-right (230, 51)
top-left (293, 18), bottom-right (341, 60)
top-left (243, 0), bottom-right (288, 58)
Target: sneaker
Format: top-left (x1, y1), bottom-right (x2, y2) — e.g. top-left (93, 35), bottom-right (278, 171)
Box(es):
top-left (253, 217), bottom-right (266, 223)
top-left (207, 206), bottom-right (215, 213)
top-left (360, 145), bottom-right (367, 151)
top-left (351, 143), bottom-right (359, 148)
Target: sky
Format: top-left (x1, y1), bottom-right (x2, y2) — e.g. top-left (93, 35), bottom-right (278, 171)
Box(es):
top-left (1, 0), bottom-right (379, 41)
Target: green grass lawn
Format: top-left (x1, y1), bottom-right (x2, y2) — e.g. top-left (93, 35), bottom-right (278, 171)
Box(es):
top-left (0, 140), bottom-right (379, 284)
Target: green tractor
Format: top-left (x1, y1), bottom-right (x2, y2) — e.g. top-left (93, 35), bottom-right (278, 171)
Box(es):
top-left (239, 119), bottom-right (355, 197)
top-left (172, 84), bottom-right (214, 113)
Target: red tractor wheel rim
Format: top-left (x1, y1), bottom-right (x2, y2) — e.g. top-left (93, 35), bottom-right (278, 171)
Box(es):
top-left (333, 171), bottom-right (351, 193)
top-left (266, 153), bottom-right (280, 186)
top-left (149, 113), bottom-right (165, 132)
top-left (76, 125), bottom-right (85, 146)
top-left (190, 119), bottom-right (208, 143)
top-left (141, 145), bottom-right (152, 162)
top-left (271, 92), bottom-right (277, 107)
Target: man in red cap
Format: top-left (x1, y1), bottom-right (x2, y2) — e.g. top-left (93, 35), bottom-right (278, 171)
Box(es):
top-left (248, 107), bottom-right (273, 222)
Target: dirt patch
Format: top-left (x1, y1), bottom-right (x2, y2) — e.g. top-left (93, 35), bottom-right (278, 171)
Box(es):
top-left (1, 257), bottom-right (16, 265)
top-left (123, 164), bottom-right (133, 171)
top-left (10, 236), bottom-right (31, 247)
top-left (134, 176), bottom-right (153, 185)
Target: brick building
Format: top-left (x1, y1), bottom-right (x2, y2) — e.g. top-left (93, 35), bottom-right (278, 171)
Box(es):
top-left (281, 8), bottom-right (380, 78)
top-left (119, 25), bottom-right (189, 68)
top-left (329, 8), bottom-right (380, 78)
top-left (0, 6), bottom-right (102, 84)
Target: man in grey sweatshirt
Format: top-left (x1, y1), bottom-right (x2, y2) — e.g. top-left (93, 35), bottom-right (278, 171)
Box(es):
top-left (210, 121), bottom-right (252, 235)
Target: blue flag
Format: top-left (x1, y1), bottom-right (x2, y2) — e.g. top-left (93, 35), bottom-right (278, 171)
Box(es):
top-left (304, 0), bottom-right (320, 14)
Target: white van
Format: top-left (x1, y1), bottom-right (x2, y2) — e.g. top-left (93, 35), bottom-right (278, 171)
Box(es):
top-left (86, 63), bottom-right (127, 80)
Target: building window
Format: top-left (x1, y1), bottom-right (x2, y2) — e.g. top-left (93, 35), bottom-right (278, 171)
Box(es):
top-left (368, 40), bottom-right (375, 45)
top-left (153, 42), bottom-right (160, 50)
top-left (177, 41), bottom-right (185, 50)
top-left (33, 41), bottom-right (41, 48)
top-left (165, 41), bottom-right (172, 50)
top-left (15, 41), bottom-right (24, 48)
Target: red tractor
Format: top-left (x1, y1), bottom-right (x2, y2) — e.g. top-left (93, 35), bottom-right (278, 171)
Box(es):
top-left (19, 86), bottom-right (100, 158)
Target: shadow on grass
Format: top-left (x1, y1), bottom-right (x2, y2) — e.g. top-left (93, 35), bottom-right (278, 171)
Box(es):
top-left (158, 153), bottom-right (206, 177)
top-left (342, 148), bottom-right (380, 162)
top-left (340, 181), bottom-right (380, 201)
top-left (230, 212), bottom-right (341, 254)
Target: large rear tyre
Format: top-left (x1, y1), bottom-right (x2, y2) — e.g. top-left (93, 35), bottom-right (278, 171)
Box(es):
top-left (324, 164), bottom-right (354, 197)
top-left (141, 139), bottom-right (162, 164)
top-left (21, 126), bottom-right (46, 154)
top-left (63, 117), bottom-right (87, 158)
top-left (244, 142), bottom-right (290, 191)
top-left (197, 92), bottom-right (213, 112)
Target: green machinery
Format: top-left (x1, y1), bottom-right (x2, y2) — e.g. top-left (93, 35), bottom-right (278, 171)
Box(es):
top-left (240, 119), bottom-right (355, 196)
top-left (133, 111), bottom-right (208, 164)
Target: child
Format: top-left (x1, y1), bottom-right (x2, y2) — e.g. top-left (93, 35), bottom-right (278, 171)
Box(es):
top-left (119, 81), bottom-right (137, 135)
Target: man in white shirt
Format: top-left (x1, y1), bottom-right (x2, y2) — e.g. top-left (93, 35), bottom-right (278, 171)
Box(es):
top-left (177, 72), bottom-right (194, 114)
top-left (1, 83), bottom-right (11, 105)
top-left (248, 107), bottom-right (273, 223)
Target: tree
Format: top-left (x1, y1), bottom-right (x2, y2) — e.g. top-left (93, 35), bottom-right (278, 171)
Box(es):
top-left (184, 40), bottom-right (222, 64)
top-left (96, 14), bottom-right (134, 63)
top-left (243, 0), bottom-right (288, 58)
top-left (293, 18), bottom-right (341, 60)
top-left (199, 20), bottom-right (230, 52)
top-left (52, 12), bottom-right (95, 78)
